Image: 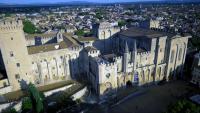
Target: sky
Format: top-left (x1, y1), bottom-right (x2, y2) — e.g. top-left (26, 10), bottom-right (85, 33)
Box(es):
top-left (0, 0), bottom-right (161, 4)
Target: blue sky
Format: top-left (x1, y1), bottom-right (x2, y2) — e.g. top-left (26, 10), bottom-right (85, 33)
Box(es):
top-left (0, 0), bottom-right (160, 4)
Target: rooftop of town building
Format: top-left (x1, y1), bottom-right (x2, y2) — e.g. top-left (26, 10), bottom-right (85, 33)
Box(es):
top-left (27, 34), bottom-right (76, 54)
top-left (120, 27), bottom-right (175, 39)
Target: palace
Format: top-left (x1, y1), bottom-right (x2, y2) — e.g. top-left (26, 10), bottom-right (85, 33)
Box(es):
top-left (0, 20), bottom-right (191, 98)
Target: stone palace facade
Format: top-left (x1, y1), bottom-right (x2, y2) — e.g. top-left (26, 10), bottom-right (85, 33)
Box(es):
top-left (0, 20), bottom-right (191, 98)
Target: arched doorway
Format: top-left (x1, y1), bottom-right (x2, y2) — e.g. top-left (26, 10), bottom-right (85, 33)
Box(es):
top-left (103, 82), bottom-right (112, 95)
top-left (126, 80), bottom-right (132, 87)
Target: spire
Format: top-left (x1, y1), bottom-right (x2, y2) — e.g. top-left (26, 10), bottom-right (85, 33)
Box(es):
top-left (125, 41), bottom-right (129, 53)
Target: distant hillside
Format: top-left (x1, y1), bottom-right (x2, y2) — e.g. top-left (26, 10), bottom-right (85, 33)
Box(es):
top-left (163, 0), bottom-right (200, 3)
top-left (0, 0), bottom-right (200, 7)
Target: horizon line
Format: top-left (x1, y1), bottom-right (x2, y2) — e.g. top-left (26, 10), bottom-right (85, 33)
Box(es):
top-left (1, 0), bottom-right (200, 5)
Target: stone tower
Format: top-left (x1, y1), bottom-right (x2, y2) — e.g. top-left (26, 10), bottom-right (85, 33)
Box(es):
top-left (131, 40), bottom-right (137, 70)
top-left (123, 41), bottom-right (129, 73)
top-left (0, 20), bottom-right (34, 91)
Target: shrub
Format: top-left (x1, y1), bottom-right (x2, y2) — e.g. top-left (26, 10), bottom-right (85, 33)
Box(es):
top-left (2, 108), bottom-right (17, 113)
top-left (166, 99), bottom-right (200, 113)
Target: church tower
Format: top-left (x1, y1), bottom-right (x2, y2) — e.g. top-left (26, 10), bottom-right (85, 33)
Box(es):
top-left (0, 20), bottom-right (34, 90)
top-left (123, 41), bottom-right (129, 73)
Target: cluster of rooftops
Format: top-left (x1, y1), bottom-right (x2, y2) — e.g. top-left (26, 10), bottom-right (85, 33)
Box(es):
top-left (26, 27), bottom-right (189, 55)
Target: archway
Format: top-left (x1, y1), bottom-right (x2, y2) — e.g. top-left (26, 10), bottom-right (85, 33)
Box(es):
top-left (103, 82), bottom-right (113, 95)
top-left (126, 80), bottom-right (132, 87)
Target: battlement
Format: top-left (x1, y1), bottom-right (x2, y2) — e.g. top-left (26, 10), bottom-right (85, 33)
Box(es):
top-left (137, 51), bottom-right (151, 57)
top-left (0, 20), bottom-right (23, 31)
top-left (88, 49), bottom-right (99, 55)
top-left (128, 62), bottom-right (133, 66)
top-left (99, 61), bottom-right (116, 67)
top-left (150, 27), bottom-right (176, 34)
top-left (114, 56), bottom-right (122, 61)
top-left (70, 45), bottom-right (83, 51)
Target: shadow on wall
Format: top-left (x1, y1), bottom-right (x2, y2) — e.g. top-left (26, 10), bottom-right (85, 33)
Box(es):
top-left (19, 79), bottom-right (28, 91)
top-left (168, 64), bottom-right (185, 81)
top-left (0, 49), bottom-right (7, 79)
top-left (93, 36), bottom-right (116, 55)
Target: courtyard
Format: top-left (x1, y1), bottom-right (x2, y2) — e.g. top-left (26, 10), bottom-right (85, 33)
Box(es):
top-left (109, 80), bottom-right (199, 113)
top-left (87, 80), bottom-right (199, 113)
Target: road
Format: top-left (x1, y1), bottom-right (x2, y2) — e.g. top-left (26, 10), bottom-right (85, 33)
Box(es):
top-left (109, 81), bottom-right (197, 113)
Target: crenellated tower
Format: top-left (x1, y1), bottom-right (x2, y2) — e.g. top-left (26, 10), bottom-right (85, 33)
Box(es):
top-left (123, 41), bottom-right (129, 73)
top-left (0, 20), bottom-right (34, 90)
top-left (131, 40), bottom-right (137, 70)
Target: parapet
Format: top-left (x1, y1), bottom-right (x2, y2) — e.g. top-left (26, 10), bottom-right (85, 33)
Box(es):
top-left (150, 27), bottom-right (176, 34)
top-left (137, 51), bottom-right (151, 57)
top-left (114, 56), bottom-right (122, 61)
top-left (88, 49), bottom-right (99, 55)
top-left (99, 61), bottom-right (116, 67)
top-left (70, 45), bottom-right (83, 51)
top-left (0, 20), bottom-right (23, 31)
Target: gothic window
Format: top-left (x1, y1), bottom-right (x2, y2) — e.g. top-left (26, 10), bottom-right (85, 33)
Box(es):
top-left (170, 50), bottom-right (175, 63)
top-left (11, 37), bottom-right (13, 40)
top-left (142, 70), bottom-right (145, 82)
top-left (160, 48), bottom-right (162, 52)
top-left (108, 30), bottom-right (111, 37)
top-left (16, 63), bottom-right (20, 67)
top-left (146, 69), bottom-right (150, 81)
top-left (106, 73), bottom-right (110, 78)
top-left (178, 48), bottom-right (182, 61)
top-left (15, 74), bottom-right (20, 79)
top-left (45, 75), bottom-right (48, 79)
top-left (157, 67), bottom-right (161, 77)
top-left (10, 51), bottom-right (14, 57)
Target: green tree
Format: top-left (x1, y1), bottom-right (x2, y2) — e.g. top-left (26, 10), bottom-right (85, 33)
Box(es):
top-left (23, 20), bottom-right (40, 34)
top-left (22, 97), bottom-right (32, 113)
top-left (166, 99), bottom-right (200, 113)
top-left (5, 13), bottom-right (11, 17)
top-left (28, 83), bottom-right (44, 113)
top-left (2, 108), bottom-right (17, 113)
top-left (95, 12), bottom-right (103, 20)
top-left (75, 29), bottom-right (85, 36)
top-left (118, 20), bottom-right (126, 27)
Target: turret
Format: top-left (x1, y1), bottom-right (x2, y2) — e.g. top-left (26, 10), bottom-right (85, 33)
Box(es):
top-left (131, 40), bottom-right (137, 70)
top-left (0, 19), bottom-right (34, 91)
top-left (123, 41), bottom-right (129, 73)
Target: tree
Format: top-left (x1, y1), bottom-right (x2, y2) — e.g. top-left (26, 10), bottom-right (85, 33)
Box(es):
top-left (5, 13), bottom-right (11, 17)
top-left (166, 99), bottom-right (200, 113)
top-left (75, 29), bottom-right (85, 36)
top-left (28, 83), bottom-right (44, 113)
top-left (118, 20), bottom-right (126, 27)
top-left (23, 20), bottom-right (40, 34)
top-left (2, 108), bottom-right (17, 113)
top-left (22, 97), bottom-right (32, 113)
top-left (96, 13), bottom-right (103, 20)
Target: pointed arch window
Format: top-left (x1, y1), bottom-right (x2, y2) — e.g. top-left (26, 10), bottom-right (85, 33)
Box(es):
top-left (178, 48), bottom-right (182, 61)
top-left (170, 50), bottom-right (175, 63)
